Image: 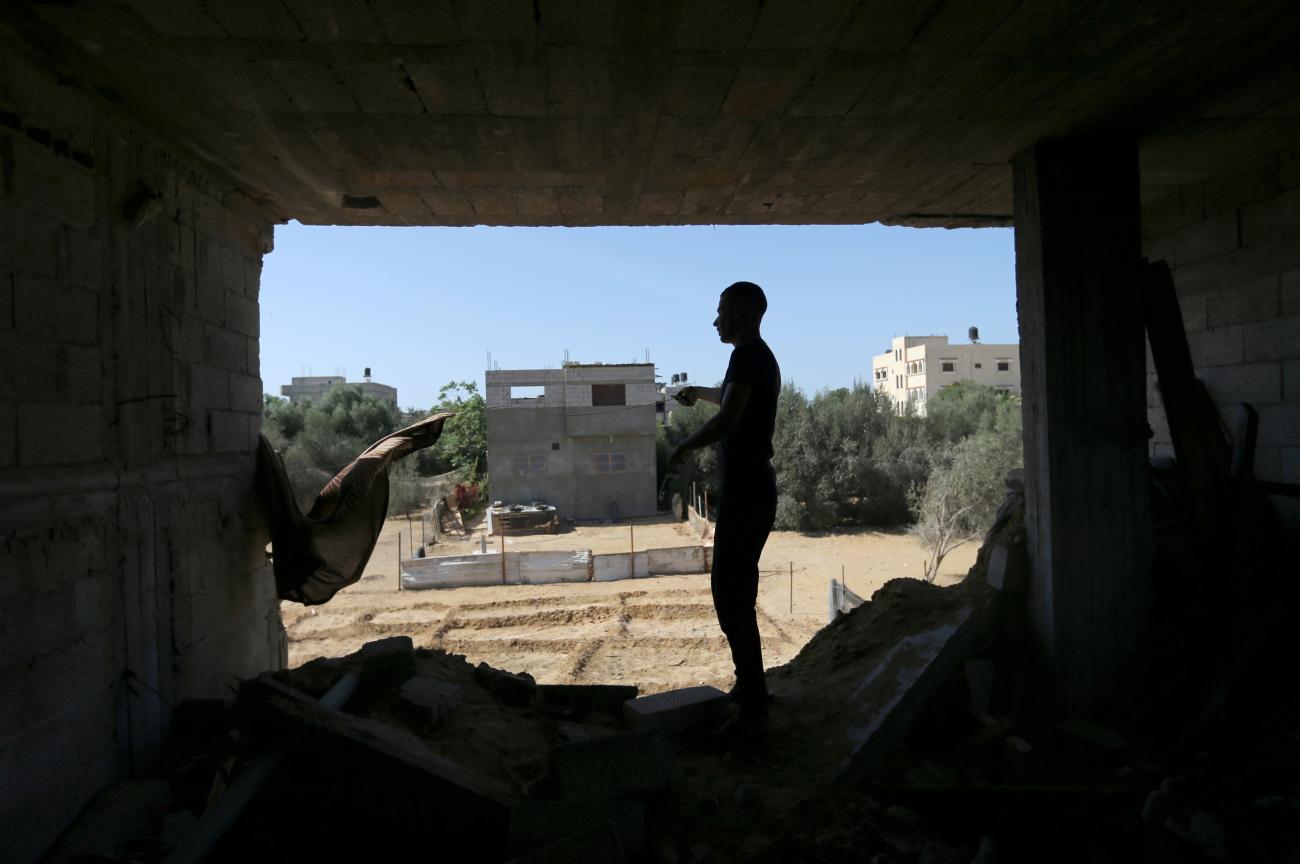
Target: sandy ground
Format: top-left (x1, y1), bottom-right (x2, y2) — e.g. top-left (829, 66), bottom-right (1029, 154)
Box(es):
top-left (280, 512), bottom-right (976, 694)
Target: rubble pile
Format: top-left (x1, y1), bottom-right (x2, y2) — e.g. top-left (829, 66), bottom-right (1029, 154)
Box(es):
top-left (46, 477), bottom-right (1300, 862)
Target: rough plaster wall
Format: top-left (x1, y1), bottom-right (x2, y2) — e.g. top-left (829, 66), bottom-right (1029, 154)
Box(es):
top-left (0, 36), bottom-right (283, 863)
top-left (1143, 144), bottom-right (1300, 535)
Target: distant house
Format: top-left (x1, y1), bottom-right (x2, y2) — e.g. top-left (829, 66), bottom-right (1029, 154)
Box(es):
top-left (486, 363), bottom-right (657, 520)
top-left (280, 368), bottom-right (397, 407)
top-left (871, 335), bottom-right (1020, 415)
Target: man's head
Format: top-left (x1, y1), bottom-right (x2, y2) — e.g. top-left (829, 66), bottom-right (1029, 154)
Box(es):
top-left (714, 281), bottom-right (767, 344)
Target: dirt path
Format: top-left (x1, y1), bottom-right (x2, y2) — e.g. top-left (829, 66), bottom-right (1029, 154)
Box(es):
top-left (281, 513), bottom-right (977, 694)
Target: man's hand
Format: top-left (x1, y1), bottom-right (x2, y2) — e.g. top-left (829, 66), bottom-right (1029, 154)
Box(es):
top-left (673, 386), bottom-right (698, 407)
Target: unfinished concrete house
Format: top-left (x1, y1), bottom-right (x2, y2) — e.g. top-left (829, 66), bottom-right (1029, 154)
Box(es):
top-left (2, 1), bottom-right (1298, 860)
top-left (485, 363), bottom-right (657, 520)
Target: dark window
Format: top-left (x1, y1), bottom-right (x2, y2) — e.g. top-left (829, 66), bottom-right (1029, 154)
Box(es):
top-left (591, 383), bottom-right (626, 406)
top-left (592, 451), bottom-right (627, 473)
top-left (974, 363), bottom-right (982, 369)
top-left (997, 360), bottom-right (1010, 372)
top-left (511, 454), bottom-right (546, 474)
top-left (551, 442), bottom-right (560, 451)
top-left (941, 361), bottom-right (955, 372)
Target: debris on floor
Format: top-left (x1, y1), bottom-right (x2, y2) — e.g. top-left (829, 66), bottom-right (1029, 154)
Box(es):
top-left (47, 479), bottom-right (1300, 863)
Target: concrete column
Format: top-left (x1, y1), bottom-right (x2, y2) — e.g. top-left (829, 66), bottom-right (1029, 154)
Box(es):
top-left (1013, 136), bottom-right (1152, 717)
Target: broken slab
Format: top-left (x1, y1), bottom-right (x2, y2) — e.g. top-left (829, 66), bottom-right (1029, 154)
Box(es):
top-left (622, 685), bottom-right (729, 735)
top-left (241, 673), bottom-right (515, 806)
top-left (475, 662), bottom-right (537, 707)
top-left (537, 684), bottom-right (639, 716)
top-left (507, 821), bottom-right (628, 864)
top-left (399, 677), bottom-right (463, 722)
top-left (835, 595), bottom-right (996, 784)
top-left (509, 800), bottom-right (645, 855)
top-left (553, 729), bottom-right (682, 801)
top-left (986, 541), bottom-right (1028, 592)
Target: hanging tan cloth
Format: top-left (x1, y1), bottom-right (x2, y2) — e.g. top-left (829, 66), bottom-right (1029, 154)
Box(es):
top-left (256, 412), bottom-right (454, 604)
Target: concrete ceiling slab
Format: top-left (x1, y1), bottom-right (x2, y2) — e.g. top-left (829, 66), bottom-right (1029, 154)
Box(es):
top-left (3, 0), bottom-right (1299, 227)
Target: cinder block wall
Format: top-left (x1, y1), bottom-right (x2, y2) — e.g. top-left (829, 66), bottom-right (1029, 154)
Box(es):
top-left (1142, 144), bottom-right (1300, 536)
top-left (0, 37), bottom-right (284, 863)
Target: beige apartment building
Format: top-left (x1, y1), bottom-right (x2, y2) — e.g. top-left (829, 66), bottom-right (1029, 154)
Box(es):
top-left (871, 335), bottom-right (1020, 415)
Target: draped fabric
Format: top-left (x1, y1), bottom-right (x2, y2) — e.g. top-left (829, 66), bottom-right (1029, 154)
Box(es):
top-left (256, 412), bottom-right (454, 605)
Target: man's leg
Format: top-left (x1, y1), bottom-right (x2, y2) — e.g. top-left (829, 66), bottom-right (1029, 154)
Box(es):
top-left (711, 483), bottom-right (776, 713)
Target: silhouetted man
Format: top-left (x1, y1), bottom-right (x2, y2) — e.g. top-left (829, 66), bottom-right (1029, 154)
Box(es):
top-left (669, 281), bottom-right (780, 729)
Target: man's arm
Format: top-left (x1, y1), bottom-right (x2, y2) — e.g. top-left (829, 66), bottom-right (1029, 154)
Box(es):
top-left (668, 382), bottom-right (751, 465)
top-left (673, 385), bottom-right (722, 406)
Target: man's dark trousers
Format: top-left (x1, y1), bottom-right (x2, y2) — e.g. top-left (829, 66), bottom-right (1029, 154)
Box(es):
top-left (710, 463), bottom-right (777, 710)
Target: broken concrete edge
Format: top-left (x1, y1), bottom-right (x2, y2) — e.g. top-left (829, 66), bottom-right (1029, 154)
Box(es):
top-left (833, 593), bottom-right (999, 786)
top-left (239, 672), bottom-right (518, 804)
top-left (536, 683), bottom-right (641, 715)
top-left (622, 685), bottom-right (730, 735)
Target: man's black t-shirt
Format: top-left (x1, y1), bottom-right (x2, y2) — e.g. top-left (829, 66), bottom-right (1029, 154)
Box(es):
top-left (719, 338), bottom-right (780, 486)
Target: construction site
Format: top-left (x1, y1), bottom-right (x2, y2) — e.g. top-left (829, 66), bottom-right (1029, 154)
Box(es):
top-left (3, 1), bottom-right (1300, 862)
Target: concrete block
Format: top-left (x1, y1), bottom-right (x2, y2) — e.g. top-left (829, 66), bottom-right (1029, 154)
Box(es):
top-left (1283, 269), bottom-right (1300, 315)
top-left (1205, 276), bottom-right (1280, 327)
top-left (1203, 362), bottom-right (1282, 406)
top-left (13, 273), bottom-right (98, 346)
top-left (337, 62), bottom-right (427, 114)
top-left (399, 677), bottom-right (462, 722)
top-left (1255, 404), bottom-right (1300, 448)
top-left (229, 373), bottom-right (263, 413)
top-left (622, 685), bottom-right (729, 735)
top-left (204, 324), bottom-right (245, 372)
top-left (1241, 185), bottom-right (1300, 247)
top-left (1172, 210), bottom-right (1239, 264)
top-left (537, 684), bottom-right (640, 716)
top-left (475, 663), bottom-right (536, 707)
top-left (0, 400), bottom-right (14, 467)
top-left (836, 596), bottom-right (994, 783)
top-left (11, 133), bottom-right (95, 229)
top-left (507, 820), bottom-right (628, 864)
top-left (72, 576), bottom-right (112, 636)
top-left (419, 189), bottom-right (476, 216)
top-left (509, 801), bottom-right (643, 856)
top-left (1242, 316), bottom-right (1300, 362)
top-left (405, 64), bottom-right (487, 114)
top-left (210, 410), bottom-right (249, 453)
top-left (17, 402), bottom-right (101, 465)
top-left (478, 64), bottom-right (546, 117)
top-left (1285, 358), bottom-right (1300, 402)
top-left (553, 729), bottom-right (681, 801)
top-left (1186, 325), bottom-right (1243, 368)
top-left (225, 291), bottom-right (259, 337)
top-left (189, 363), bottom-right (229, 411)
top-left (63, 345), bottom-right (101, 403)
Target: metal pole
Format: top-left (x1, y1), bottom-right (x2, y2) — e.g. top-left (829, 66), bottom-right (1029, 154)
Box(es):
top-left (789, 561), bottom-right (794, 615)
top-left (397, 533), bottom-right (402, 591)
top-left (421, 514), bottom-right (426, 548)
top-left (500, 531), bottom-right (506, 584)
top-left (842, 563), bottom-right (846, 595)
top-left (703, 488), bottom-right (708, 518)
top-left (629, 523), bottom-right (635, 579)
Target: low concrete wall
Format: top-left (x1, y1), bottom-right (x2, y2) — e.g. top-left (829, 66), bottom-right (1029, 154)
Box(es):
top-left (402, 546), bottom-right (709, 589)
top-left (646, 545), bottom-right (710, 575)
top-left (518, 551), bottom-right (593, 584)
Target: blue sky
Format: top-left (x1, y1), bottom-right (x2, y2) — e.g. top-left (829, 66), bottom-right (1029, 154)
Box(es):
top-left (260, 223), bottom-right (1016, 408)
